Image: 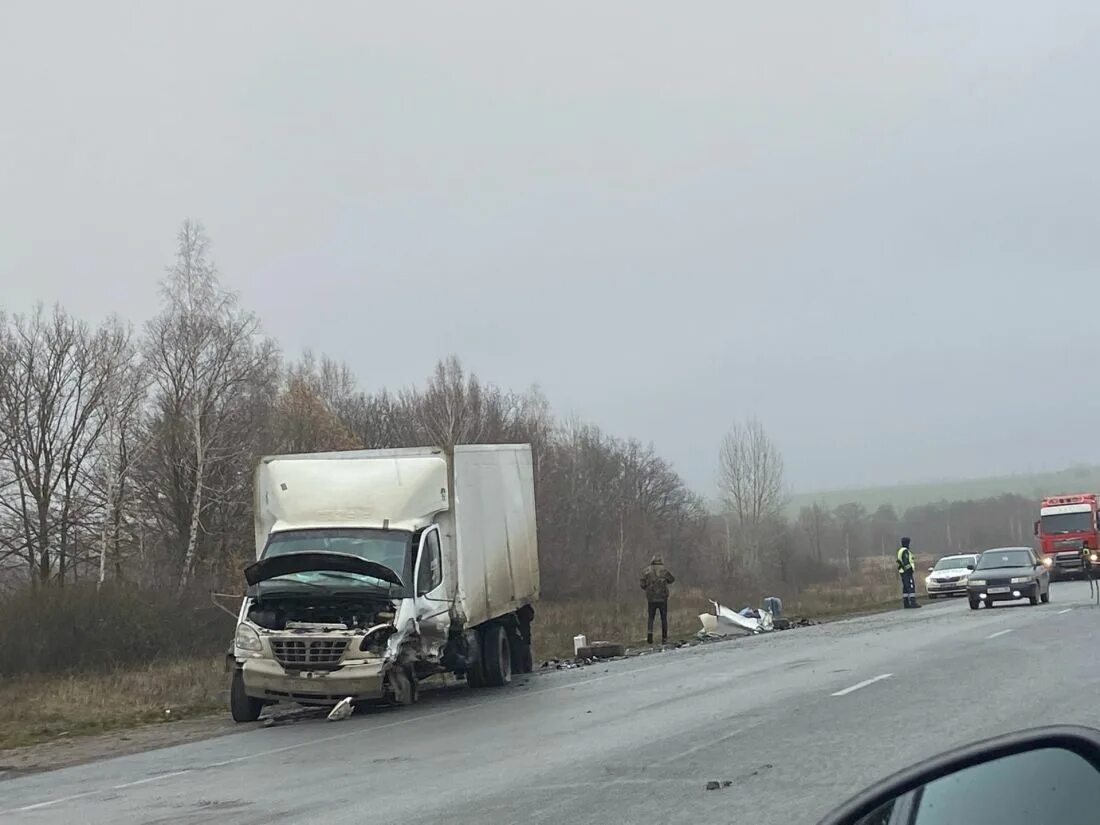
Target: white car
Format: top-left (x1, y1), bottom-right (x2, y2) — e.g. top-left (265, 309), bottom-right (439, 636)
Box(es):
top-left (925, 553), bottom-right (980, 599)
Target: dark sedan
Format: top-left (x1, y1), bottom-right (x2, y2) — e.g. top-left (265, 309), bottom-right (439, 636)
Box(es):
top-left (967, 547), bottom-right (1050, 610)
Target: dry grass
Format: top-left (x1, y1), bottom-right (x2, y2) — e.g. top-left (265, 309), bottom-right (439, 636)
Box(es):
top-left (535, 589), bottom-right (711, 660)
top-left (0, 656), bottom-right (226, 749)
top-left (1, 570), bottom-right (922, 750)
top-left (533, 565), bottom-right (930, 661)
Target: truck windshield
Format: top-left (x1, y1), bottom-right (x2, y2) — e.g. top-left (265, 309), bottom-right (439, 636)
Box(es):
top-left (263, 528), bottom-right (411, 582)
top-left (1041, 512), bottom-right (1094, 535)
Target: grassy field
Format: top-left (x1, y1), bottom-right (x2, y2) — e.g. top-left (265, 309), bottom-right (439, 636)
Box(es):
top-left (1, 580), bottom-right (915, 751)
top-left (789, 464), bottom-right (1100, 513)
top-left (0, 657), bottom-right (226, 750)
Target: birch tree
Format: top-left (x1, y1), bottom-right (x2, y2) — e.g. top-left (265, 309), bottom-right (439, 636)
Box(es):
top-left (143, 221), bottom-right (277, 591)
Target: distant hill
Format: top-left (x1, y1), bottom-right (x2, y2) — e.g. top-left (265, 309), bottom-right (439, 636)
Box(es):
top-left (789, 465), bottom-right (1100, 514)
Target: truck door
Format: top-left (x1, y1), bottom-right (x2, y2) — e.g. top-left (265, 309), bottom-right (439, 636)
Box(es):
top-left (412, 526), bottom-right (451, 654)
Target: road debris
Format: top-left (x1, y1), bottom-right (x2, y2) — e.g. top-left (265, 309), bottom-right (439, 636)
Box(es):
top-left (327, 697), bottom-right (355, 721)
top-left (575, 642), bottom-right (625, 659)
top-left (699, 600), bottom-right (774, 636)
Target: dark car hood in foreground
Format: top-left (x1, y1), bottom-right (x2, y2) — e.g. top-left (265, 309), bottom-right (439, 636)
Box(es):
top-left (244, 551), bottom-right (404, 587)
top-left (971, 566), bottom-right (1040, 580)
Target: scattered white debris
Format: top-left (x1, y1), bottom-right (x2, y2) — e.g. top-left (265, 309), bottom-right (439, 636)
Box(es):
top-left (700, 600), bottom-right (774, 636)
top-left (327, 697), bottom-right (354, 721)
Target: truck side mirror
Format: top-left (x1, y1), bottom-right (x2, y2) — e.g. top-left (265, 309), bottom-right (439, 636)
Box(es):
top-left (1033, 520), bottom-right (1040, 537)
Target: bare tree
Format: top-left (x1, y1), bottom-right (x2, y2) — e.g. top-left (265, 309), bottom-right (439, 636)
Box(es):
top-left (0, 307), bottom-right (132, 585)
top-left (798, 503), bottom-right (831, 564)
top-left (143, 221), bottom-right (278, 591)
top-left (274, 372), bottom-right (360, 453)
top-left (718, 418), bottom-right (786, 571)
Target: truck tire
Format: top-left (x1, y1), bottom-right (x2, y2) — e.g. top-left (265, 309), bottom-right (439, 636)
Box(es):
top-left (968, 597), bottom-right (979, 610)
top-left (510, 639), bottom-right (534, 674)
top-left (465, 657), bottom-right (486, 688)
top-left (230, 670), bottom-right (263, 723)
top-left (482, 624), bottom-right (512, 687)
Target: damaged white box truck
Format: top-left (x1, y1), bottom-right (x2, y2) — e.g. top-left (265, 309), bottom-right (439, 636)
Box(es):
top-left (228, 444), bottom-right (539, 722)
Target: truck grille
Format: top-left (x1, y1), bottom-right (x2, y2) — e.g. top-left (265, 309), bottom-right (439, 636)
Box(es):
top-left (271, 638), bottom-right (349, 668)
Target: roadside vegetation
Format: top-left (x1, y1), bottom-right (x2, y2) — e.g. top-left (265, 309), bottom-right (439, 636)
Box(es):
top-left (0, 563), bottom-right (926, 750)
top-left (0, 220), bottom-right (1051, 752)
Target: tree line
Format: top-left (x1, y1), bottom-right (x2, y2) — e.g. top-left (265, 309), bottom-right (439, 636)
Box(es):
top-left (0, 221), bottom-right (1046, 605)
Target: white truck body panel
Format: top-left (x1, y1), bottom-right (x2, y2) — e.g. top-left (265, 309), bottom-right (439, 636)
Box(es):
top-left (254, 448), bottom-right (450, 558)
top-left (252, 444), bottom-right (539, 627)
top-left (452, 444), bottom-right (540, 627)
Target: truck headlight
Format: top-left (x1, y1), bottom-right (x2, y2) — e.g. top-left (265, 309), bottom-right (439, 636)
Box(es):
top-left (970, 579), bottom-right (986, 586)
top-left (234, 624), bottom-right (262, 653)
top-left (1010, 577), bottom-right (1032, 584)
top-left (1091, 553), bottom-right (1097, 563)
top-left (1042, 557), bottom-right (1053, 567)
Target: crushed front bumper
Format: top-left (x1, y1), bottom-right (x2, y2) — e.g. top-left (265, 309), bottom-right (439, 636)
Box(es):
top-left (240, 657), bottom-right (387, 705)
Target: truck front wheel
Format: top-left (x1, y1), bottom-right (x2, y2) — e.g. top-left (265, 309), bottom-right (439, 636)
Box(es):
top-left (481, 624), bottom-right (512, 687)
top-left (230, 670), bottom-right (264, 723)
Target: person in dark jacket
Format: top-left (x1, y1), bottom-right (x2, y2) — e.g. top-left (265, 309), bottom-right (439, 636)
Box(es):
top-left (897, 537), bottom-right (921, 609)
top-left (640, 555), bottom-right (676, 644)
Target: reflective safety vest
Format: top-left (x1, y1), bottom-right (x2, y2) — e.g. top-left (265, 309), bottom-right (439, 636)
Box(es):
top-left (897, 546), bottom-right (914, 574)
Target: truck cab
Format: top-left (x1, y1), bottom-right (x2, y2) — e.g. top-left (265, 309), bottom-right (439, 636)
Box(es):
top-left (1035, 493), bottom-right (1100, 578)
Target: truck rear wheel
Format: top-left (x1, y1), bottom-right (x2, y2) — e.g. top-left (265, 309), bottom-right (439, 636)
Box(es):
top-left (482, 624), bottom-right (512, 687)
top-left (510, 639), bottom-right (534, 674)
top-left (230, 670), bottom-right (264, 723)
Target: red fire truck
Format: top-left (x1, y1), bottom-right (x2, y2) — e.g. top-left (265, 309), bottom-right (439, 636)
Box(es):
top-left (1035, 493), bottom-right (1100, 578)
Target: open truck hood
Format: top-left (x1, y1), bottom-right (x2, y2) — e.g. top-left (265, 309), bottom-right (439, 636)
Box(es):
top-left (244, 552), bottom-right (404, 587)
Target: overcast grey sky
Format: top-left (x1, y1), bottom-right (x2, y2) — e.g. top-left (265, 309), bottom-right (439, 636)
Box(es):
top-left (3, 2), bottom-right (1100, 494)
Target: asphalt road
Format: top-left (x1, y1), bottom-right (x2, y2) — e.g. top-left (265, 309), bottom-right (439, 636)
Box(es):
top-left (6, 581), bottom-right (1100, 825)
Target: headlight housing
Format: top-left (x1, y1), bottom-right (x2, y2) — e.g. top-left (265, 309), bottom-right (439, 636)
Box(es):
top-left (1010, 577), bottom-right (1032, 584)
top-left (234, 624), bottom-right (263, 653)
top-left (970, 579), bottom-right (986, 586)
top-left (1042, 557), bottom-right (1053, 567)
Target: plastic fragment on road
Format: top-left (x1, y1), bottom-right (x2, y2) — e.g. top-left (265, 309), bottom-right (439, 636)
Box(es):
top-left (327, 697), bottom-right (354, 721)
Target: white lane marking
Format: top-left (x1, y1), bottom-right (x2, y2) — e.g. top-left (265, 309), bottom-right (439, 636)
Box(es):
top-left (15, 792), bottom-right (99, 812)
top-left (2, 654), bottom-right (683, 815)
top-left (1058, 608), bottom-right (1074, 615)
top-left (986, 629), bottom-right (1014, 640)
top-left (113, 769), bottom-right (192, 789)
top-left (656, 726), bottom-right (748, 765)
top-left (832, 673), bottom-right (892, 696)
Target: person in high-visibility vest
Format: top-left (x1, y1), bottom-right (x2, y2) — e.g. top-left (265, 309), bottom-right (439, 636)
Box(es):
top-left (897, 537), bottom-right (921, 609)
